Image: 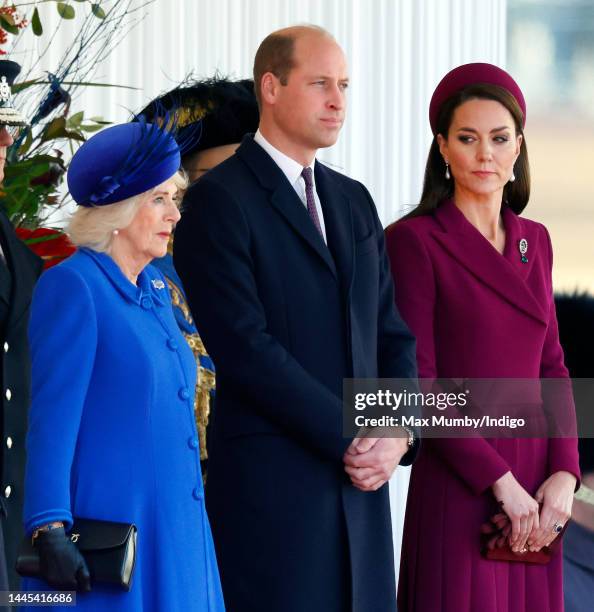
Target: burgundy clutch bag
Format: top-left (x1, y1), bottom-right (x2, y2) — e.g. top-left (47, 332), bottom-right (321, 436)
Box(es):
top-left (480, 511), bottom-right (567, 565)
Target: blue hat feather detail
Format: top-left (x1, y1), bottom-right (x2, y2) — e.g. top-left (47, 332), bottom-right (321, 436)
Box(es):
top-left (68, 114), bottom-right (184, 207)
top-left (88, 175), bottom-right (121, 204)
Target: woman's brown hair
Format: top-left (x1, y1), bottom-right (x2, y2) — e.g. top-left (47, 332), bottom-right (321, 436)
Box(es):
top-left (403, 83), bottom-right (530, 220)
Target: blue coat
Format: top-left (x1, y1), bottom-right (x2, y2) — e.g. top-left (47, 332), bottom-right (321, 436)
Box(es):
top-left (22, 248), bottom-right (224, 611)
top-left (173, 135), bottom-right (418, 612)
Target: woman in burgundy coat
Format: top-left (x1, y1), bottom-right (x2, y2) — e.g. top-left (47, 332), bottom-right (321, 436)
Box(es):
top-left (386, 63), bottom-right (580, 611)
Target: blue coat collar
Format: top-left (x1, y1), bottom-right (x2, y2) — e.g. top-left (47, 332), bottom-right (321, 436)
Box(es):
top-left (80, 247), bottom-right (166, 307)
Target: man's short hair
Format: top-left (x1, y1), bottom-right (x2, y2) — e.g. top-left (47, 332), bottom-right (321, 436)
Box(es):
top-left (252, 25), bottom-right (330, 109)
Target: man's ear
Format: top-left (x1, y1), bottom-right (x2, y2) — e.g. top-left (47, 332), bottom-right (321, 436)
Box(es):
top-left (260, 72), bottom-right (280, 106)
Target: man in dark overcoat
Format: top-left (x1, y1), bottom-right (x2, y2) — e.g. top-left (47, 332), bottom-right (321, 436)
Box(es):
top-left (0, 60), bottom-right (43, 591)
top-left (174, 26), bottom-right (418, 612)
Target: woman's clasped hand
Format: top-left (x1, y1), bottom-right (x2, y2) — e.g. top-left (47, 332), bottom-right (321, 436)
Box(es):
top-left (492, 470), bottom-right (576, 553)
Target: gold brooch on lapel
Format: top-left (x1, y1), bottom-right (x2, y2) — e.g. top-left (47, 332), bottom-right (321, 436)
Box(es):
top-left (518, 238), bottom-right (528, 263)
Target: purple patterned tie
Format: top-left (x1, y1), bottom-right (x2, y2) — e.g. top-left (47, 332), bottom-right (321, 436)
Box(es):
top-left (301, 167), bottom-right (323, 238)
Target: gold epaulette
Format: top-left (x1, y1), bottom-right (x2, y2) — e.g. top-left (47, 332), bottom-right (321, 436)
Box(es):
top-left (167, 277), bottom-right (195, 328)
top-left (164, 276), bottom-right (216, 465)
top-left (183, 329), bottom-right (215, 463)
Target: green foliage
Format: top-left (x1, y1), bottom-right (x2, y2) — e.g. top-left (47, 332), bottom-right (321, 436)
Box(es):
top-left (0, 1), bottom-right (137, 228)
top-left (32, 8), bottom-right (43, 36)
top-left (1, 155), bottom-right (60, 226)
top-left (1, 111), bottom-right (111, 225)
top-left (0, 15), bottom-right (19, 35)
top-left (91, 4), bottom-right (106, 19)
top-left (56, 3), bottom-right (76, 20)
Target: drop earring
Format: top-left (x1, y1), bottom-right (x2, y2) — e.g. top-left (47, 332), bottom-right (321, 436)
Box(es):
top-left (509, 170), bottom-right (515, 183)
top-left (445, 162), bottom-right (450, 180)
top-left (113, 229), bottom-right (119, 236)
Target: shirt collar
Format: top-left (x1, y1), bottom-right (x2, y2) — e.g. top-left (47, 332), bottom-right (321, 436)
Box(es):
top-left (254, 129), bottom-right (315, 188)
top-left (80, 247), bottom-right (166, 308)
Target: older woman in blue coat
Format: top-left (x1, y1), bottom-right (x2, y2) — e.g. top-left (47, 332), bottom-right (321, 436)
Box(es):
top-left (21, 121), bottom-right (225, 611)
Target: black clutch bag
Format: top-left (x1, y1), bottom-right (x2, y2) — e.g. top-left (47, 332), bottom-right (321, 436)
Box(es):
top-left (16, 518), bottom-right (137, 591)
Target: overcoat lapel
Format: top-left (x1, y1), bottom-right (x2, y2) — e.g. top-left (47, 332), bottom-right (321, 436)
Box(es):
top-left (315, 161), bottom-right (354, 298)
top-left (236, 136), bottom-right (337, 279)
top-left (0, 240), bottom-right (11, 306)
top-left (0, 211), bottom-right (40, 326)
top-left (432, 200), bottom-right (548, 326)
top-left (0, 216), bottom-right (13, 306)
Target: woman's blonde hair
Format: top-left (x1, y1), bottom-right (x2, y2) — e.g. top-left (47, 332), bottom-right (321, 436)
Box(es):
top-left (67, 170), bottom-right (188, 253)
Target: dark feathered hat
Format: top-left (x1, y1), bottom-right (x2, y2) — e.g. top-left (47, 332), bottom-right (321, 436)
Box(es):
top-left (138, 77), bottom-right (259, 157)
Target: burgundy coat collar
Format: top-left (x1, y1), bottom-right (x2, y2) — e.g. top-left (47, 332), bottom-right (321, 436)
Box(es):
top-left (431, 199), bottom-right (548, 326)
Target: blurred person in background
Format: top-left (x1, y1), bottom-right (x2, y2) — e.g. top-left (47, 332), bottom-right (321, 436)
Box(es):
top-left (0, 59), bottom-right (42, 593)
top-left (555, 292), bottom-right (594, 612)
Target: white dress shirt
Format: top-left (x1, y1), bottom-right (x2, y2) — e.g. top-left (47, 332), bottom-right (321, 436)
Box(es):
top-left (253, 130), bottom-right (327, 243)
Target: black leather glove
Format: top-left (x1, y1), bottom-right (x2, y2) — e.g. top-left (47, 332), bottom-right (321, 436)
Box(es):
top-left (35, 527), bottom-right (91, 592)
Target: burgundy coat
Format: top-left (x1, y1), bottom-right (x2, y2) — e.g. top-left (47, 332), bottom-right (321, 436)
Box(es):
top-left (385, 199), bottom-right (580, 612)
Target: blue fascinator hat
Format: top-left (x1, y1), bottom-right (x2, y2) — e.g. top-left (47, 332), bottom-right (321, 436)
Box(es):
top-left (67, 119), bottom-right (181, 207)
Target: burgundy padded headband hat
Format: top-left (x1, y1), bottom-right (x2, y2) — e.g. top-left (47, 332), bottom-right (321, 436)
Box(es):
top-left (429, 62), bottom-right (526, 135)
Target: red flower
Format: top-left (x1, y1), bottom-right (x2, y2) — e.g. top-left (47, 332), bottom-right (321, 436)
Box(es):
top-left (16, 227), bottom-right (76, 269)
top-left (0, 6), bottom-right (29, 55)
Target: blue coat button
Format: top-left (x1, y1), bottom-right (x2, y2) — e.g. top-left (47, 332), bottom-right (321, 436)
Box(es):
top-left (140, 296), bottom-right (152, 309)
top-left (167, 338), bottom-right (178, 351)
top-left (192, 487), bottom-right (203, 501)
top-left (178, 388), bottom-right (190, 400)
top-left (188, 437), bottom-right (199, 450)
